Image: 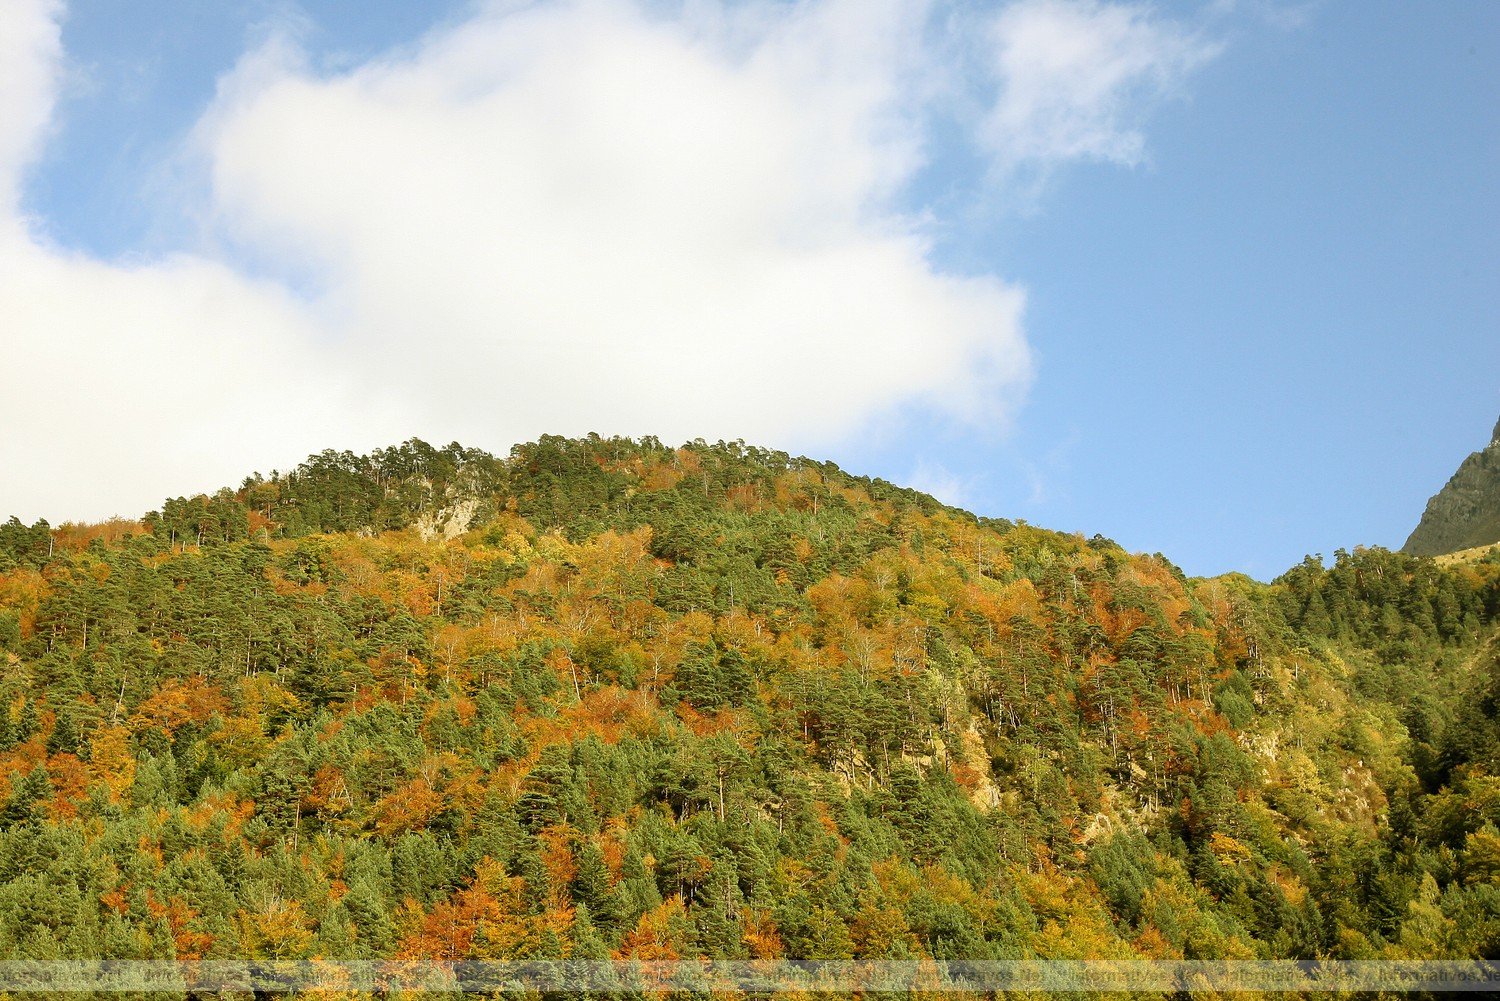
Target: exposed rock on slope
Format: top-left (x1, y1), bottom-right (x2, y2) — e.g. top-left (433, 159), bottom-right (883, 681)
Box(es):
top-left (1403, 415), bottom-right (1500, 556)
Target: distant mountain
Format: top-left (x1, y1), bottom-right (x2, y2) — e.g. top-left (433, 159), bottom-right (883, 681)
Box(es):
top-left (1403, 415), bottom-right (1500, 557)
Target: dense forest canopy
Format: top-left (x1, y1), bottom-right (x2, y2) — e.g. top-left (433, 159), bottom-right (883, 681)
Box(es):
top-left (1, 435), bottom-right (1497, 973)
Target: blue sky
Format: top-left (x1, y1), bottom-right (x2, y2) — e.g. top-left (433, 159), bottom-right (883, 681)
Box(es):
top-left (878, 1), bottom-right (1500, 578)
top-left (3, 0), bottom-right (1496, 579)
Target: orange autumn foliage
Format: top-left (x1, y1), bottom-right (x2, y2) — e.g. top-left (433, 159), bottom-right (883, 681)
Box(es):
top-left (521, 685), bottom-right (659, 751)
top-left (49, 519), bottom-right (144, 553)
top-left (615, 897), bottom-right (686, 960)
top-left (147, 892), bottom-right (214, 959)
top-left (44, 752), bottom-right (89, 819)
top-left (396, 857), bottom-right (571, 960)
top-left (536, 825), bottom-right (578, 909)
top-left (742, 907), bottom-right (784, 959)
top-left (372, 753), bottom-right (483, 836)
top-left (130, 676), bottom-right (228, 735)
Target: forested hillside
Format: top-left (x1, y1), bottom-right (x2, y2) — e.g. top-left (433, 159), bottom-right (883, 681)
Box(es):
top-left (1, 435), bottom-right (1497, 968)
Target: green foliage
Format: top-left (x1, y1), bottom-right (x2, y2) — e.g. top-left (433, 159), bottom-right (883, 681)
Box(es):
top-left (0, 435), bottom-right (1495, 965)
top-left (0, 517), bottom-right (51, 568)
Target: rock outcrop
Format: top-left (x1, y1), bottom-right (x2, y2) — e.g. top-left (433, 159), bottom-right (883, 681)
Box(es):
top-left (1403, 415), bottom-right (1500, 556)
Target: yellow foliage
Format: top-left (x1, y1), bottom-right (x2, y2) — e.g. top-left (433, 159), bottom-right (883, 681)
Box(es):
top-left (1208, 831), bottom-right (1253, 866)
top-left (89, 724), bottom-right (136, 802)
top-left (210, 716), bottom-right (270, 770)
top-left (242, 897), bottom-right (313, 959)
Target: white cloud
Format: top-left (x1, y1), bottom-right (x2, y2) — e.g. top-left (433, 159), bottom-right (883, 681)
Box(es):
top-left (0, 3), bottom-right (404, 524)
top-left (0, 229), bottom-right (408, 520)
top-left (0, 0), bottom-right (61, 213)
top-left (0, 0), bottom-right (1216, 523)
top-left (908, 459), bottom-right (974, 509)
top-left (981, 0), bottom-right (1219, 171)
top-left (195, 0), bottom-right (1029, 451)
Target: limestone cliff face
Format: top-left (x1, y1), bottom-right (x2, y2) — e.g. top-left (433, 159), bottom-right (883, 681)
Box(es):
top-left (1402, 416), bottom-right (1500, 556)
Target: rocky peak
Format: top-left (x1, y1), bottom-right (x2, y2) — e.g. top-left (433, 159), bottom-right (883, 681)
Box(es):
top-left (1402, 414), bottom-right (1500, 557)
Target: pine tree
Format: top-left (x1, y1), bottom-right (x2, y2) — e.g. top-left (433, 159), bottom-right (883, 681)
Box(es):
top-left (2, 765), bottom-right (49, 827)
top-left (516, 746), bottom-right (574, 832)
top-left (571, 842), bottom-right (622, 935)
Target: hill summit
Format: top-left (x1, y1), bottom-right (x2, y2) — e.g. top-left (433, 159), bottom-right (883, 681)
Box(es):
top-left (1403, 414), bottom-right (1500, 556)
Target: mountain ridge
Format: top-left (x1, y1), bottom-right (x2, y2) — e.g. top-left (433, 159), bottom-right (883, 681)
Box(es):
top-left (1403, 415), bottom-right (1500, 557)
